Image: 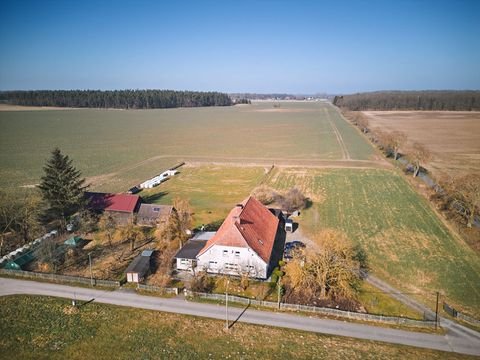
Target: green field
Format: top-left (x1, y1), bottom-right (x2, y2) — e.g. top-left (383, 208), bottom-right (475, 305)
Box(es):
top-left (265, 168), bottom-right (480, 316)
top-left (0, 101), bottom-right (374, 193)
top-left (0, 295), bottom-right (472, 360)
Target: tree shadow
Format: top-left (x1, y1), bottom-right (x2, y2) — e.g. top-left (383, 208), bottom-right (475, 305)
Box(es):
top-left (304, 198), bottom-right (313, 210)
top-left (141, 191), bottom-right (169, 203)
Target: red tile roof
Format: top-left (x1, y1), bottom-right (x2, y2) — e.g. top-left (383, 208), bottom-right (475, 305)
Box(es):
top-left (86, 192), bottom-right (140, 213)
top-left (198, 196), bottom-right (279, 263)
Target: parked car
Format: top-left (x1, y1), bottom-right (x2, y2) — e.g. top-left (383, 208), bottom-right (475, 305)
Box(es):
top-left (284, 241), bottom-right (306, 261)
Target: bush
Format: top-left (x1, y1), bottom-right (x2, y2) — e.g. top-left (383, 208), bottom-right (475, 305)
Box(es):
top-left (190, 273), bottom-right (215, 293)
top-left (251, 186), bottom-right (277, 205)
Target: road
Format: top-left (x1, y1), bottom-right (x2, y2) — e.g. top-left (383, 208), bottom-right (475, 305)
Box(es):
top-left (1, 278), bottom-right (479, 356)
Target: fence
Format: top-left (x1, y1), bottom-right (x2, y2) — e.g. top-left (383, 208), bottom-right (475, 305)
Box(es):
top-left (0, 269), bottom-right (121, 288)
top-left (187, 291), bottom-right (435, 327)
top-left (137, 283), bottom-right (178, 295)
top-left (443, 302), bottom-right (480, 326)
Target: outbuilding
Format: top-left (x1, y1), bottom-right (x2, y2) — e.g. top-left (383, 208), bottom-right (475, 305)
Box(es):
top-left (125, 249), bottom-right (154, 283)
top-left (174, 232), bottom-right (215, 273)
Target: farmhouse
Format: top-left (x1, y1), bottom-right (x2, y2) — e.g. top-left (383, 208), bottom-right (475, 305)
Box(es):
top-left (85, 192), bottom-right (141, 224)
top-left (125, 249), bottom-right (154, 283)
top-left (136, 204), bottom-right (175, 227)
top-left (194, 196), bottom-right (285, 279)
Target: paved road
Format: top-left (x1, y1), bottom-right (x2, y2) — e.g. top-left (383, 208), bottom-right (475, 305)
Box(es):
top-left (362, 271), bottom-right (480, 354)
top-left (1, 278), bottom-right (479, 356)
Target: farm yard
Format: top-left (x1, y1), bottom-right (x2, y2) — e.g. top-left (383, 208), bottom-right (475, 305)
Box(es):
top-left (0, 101), bottom-right (375, 194)
top-left (363, 111), bottom-right (480, 177)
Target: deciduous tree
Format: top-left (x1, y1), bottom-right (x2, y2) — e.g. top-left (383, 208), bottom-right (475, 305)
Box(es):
top-left (283, 229), bottom-right (360, 302)
top-left (442, 174), bottom-right (480, 228)
top-left (408, 142), bottom-right (432, 177)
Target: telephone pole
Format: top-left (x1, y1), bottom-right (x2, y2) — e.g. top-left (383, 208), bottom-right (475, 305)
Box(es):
top-left (225, 277), bottom-right (229, 331)
top-left (88, 253), bottom-right (94, 286)
top-left (435, 291), bottom-right (439, 330)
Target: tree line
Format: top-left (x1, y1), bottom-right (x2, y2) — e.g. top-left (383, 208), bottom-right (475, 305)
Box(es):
top-left (343, 110), bottom-right (479, 231)
top-left (0, 90), bottom-right (232, 109)
top-left (333, 91), bottom-right (480, 111)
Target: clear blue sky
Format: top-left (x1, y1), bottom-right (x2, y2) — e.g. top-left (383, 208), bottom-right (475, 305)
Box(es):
top-left (0, 0), bottom-right (479, 94)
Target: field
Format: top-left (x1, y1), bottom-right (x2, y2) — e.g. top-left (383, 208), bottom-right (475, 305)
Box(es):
top-left (0, 101), bottom-right (376, 194)
top-left (363, 111), bottom-right (480, 177)
top-left (264, 167), bottom-right (480, 316)
top-left (0, 295), bottom-right (473, 360)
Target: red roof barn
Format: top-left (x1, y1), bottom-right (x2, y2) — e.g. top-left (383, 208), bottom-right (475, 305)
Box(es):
top-left (86, 192), bottom-right (141, 214)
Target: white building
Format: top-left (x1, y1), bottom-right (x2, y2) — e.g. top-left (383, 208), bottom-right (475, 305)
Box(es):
top-left (191, 196), bottom-right (285, 279)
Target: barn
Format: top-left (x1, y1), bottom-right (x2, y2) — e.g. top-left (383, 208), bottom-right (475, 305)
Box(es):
top-left (85, 192), bottom-right (141, 224)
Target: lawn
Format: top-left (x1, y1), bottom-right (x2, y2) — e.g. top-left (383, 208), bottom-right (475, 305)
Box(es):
top-left (0, 101), bottom-right (374, 194)
top-left (0, 295), bottom-right (473, 360)
top-left (265, 168), bottom-right (480, 316)
top-left (141, 165), bottom-right (267, 227)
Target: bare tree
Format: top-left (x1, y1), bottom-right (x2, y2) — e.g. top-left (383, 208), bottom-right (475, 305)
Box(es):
top-left (97, 213), bottom-right (116, 246)
top-left (283, 229), bottom-right (360, 302)
top-left (356, 113), bottom-right (369, 133)
top-left (281, 188), bottom-right (307, 213)
top-left (389, 131), bottom-right (408, 160)
top-left (251, 185), bottom-right (277, 205)
top-left (118, 220), bottom-right (144, 251)
top-left (442, 174), bottom-right (480, 228)
top-left (408, 142), bottom-right (432, 177)
top-left (15, 193), bottom-right (42, 245)
top-left (171, 197), bottom-right (192, 247)
top-left (0, 192), bottom-right (17, 256)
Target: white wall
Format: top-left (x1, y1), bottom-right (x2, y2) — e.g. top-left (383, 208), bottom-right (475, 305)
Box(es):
top-left (197, 245), bottom-right (268, 279)
top-left (176, 258), bottom-right (196, 272)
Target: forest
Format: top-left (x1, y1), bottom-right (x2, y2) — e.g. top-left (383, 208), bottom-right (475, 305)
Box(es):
top-left (333, 91), bottom-right (480, 111)
top-left (0, 90), bottom-right (232, 109)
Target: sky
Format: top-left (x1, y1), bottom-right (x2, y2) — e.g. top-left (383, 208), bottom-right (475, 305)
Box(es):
top-left (0, 0), bottom-right (479, 94)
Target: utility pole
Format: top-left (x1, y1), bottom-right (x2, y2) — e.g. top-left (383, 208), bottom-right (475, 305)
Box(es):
top-left (88, 253), bottom-right (94, 286)
top-left (435, 291), bottom-right (439, 330)
top-left (277, 276), bottom-right (282, 309)
top-left (225, 277), bottom-right (229, 331)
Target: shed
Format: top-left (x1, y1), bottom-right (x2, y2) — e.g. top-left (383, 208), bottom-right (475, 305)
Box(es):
top-left (3, 251), bottom-right (35, 270)
top-left (125, 250), bottom-right (154, 283)
top-left (64, 236), bottom-right (83, 247)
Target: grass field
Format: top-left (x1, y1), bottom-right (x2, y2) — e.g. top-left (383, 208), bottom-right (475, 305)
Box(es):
top-left (363, 111), bottom-right (480, 177)
top-left (0, 295), bottom-right (473, 360)
top-left (141, 165), bottom-right (266, 226)
top-left (265, 167), bottom-right (480, 316)
top-left (0, 101), bottom-right (374, 194)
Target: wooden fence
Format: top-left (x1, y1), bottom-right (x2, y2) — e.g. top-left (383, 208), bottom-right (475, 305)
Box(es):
top-left (0, 269), bottom-right (121, 287)
top-left (137, 283), bottom-right (178, 295)
top-left (187, 290), bottom-right (436, 327)
top-left (443, 302), bottom-right (480, 326)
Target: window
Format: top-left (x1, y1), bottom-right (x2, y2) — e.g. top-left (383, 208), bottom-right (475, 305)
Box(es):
top-left (223, 250), bottom-right (228, 257)
top-left (235, 251), bottom-right (240, 257)
top-left (153, 207), bottom-right (160, 212)
top-left (224, 263), bottom-right (238, 271)
top-left (180, 259), bottom-right (189, 265)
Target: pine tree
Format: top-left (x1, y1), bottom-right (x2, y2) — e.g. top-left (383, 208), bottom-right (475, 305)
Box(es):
top-left (38, 148), bottom-right (87, 226)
